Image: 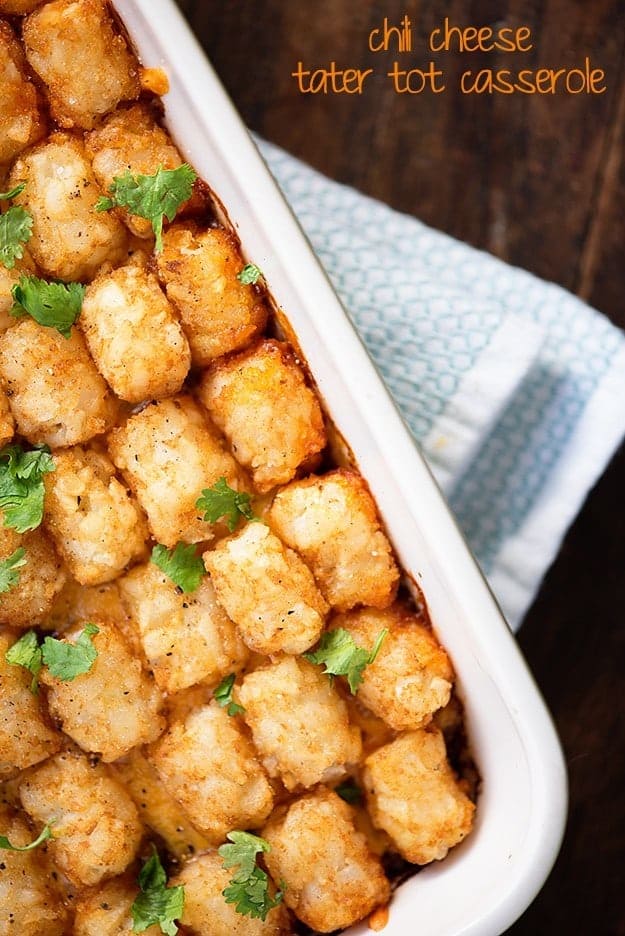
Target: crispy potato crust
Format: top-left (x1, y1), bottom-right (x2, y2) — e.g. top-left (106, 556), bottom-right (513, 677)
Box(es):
top-left (111, 748), bottom-right (213, 860)
top-left (332, 604), bottom-right (453, 730)
top-left (81, 263), bottom-right (191, 403)
top-left (0, 803), bottom-right (68, 935)
top-left (0, 628), bottom-right (62, 779)
top-left (0, 319), bottom-right (117, 448)
top-left (149, 701), bottom-right (274, 842)
top-left (204, 523), bottom-right (328, 655)
top-left (0, 19), bottom-right (46, 165)
top-left (156, 224), bottom-right (267, 366)
top-left (23, 0), bottom-right (139, 129)
top-left (44, 446), bottom-right (149, 585)
top-left (19, 750), bottom-right (144, 885)
top-left (86, 103), bottom-right (186, 239)
top-left (9, 133), bottom-right (128, 282)
top-left (239, 656), bottom-right (362, 790)
top-left (74, 875), bottom-right (161, 936)
top-left (118, 560), bottom-right (248, 694)
top-left (363, 728), bottom-right (475, 864)
top-left (268, 470), bottom-right (400, 611)
top-left (262, 788), bottom-right (390, 933)
top-left (198, 339), bottom-right (327, 493)
top-left (41, 620), bottom-right (166, 762)
top-left (170, 851), bottom-right (292, 936)
top-left (0, 512), bottom-right (66, 628)
top-left (0, 384), bottom-right (14, 446)
top-left (108, 395), bottom-right (246, 547)
top-left (0, 253), bottom-right (36, 335)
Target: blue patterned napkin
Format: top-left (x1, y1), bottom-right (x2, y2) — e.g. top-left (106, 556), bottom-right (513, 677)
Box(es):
top-left (256, 138), bottom-right (625, 629)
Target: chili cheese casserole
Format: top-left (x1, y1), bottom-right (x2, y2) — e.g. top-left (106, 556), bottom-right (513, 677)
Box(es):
top-left (0, 2), bottom-right (476, 933)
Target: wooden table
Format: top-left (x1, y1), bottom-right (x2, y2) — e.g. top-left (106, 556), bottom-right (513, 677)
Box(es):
top-left (176, 2), bottom-right (625, 931)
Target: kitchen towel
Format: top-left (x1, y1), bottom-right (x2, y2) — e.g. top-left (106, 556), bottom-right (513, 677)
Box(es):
top-left (256, 137), bottom-right (625, 630)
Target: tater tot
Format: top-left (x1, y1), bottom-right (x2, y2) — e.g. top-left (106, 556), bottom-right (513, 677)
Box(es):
top-left (204, 523), bottom-right (328, 655)
top-left (0, 0), bottom-right (46, 12)
top-left (198, 339), bottom-right (327, 493)
top-left (0, 803), bottom-right (68, 936)
top-left (0, 514), bottom-right (66, 628)
top-left (262, 788), bottom-right (390, 933)
top-left (118, 560), bottom-right (248, 694)
top-left (22, 0), bottom-right (139, 130)
top-left (108, 396), bottom-right (245, 547)
top-left (74, 875), bottom-right (161, 936)
top-left (0, 385), bottom-right (14, 446)
top-left (43, 446), bottom-right (148, 585)
top-left (170, 851), bottom-right (292, 936)
top-left (43, 578), bottom-right (139, 654)
top-left (363, 729), bottom-right (475, 864)
top-left (112, 748), bottom-right (213, 860)
top-left (81, 263), bottom-right (190, 403)
top-left (0, 20), bottom-right (45, 165)
top-left (332, 604), bottom-right (453, 730)
top-left (86, 103), bottom-right (187, 239)
top-left (239, 657), bottom-right (362, 790)
top-left (9, 134), bottom-right (128, 282)
top-left (268, 470), bottom-right (399, 611)
top-left (20, 750), bottom-right (144, 886)
top-left (156, 224), bottom-right (267, 366)
top-left (149, 702), bottom-right (274, 842)
top-left (0, 254), bottom-right (36, 334)
top-left (0, 628), bottom-right (62, 779)
top-left (0, 320), bottom-right (116, 448)
top-left (41, 620), bottom-right (165, 762)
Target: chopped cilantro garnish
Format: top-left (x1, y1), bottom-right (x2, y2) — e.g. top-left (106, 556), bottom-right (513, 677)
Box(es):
top-left (0, 182), bottom-right (32, 270)
top-left (0, 546), bottom-right (26, 594)
top-left (42, 624), bottom-right (100, 681)
top-left (151, 542), bottom-right (205, 594)
top-left (0, 184), bottom-right (26, 201)
top-left (304, 627), bottom-right (388, 694)
top-left (196, 477), bottom-right (258, 532)
top-left (131, 845), bottom-right (185, 935)
top-left (0, 444), bottom-right (55, 533)
top-left (0, 821), bottom-right (54, 852)
top-left (335, 780), bottom-right (363, 804)
top-left (95, 164), bottom-right (197, 252)
top-left (5, 629), bottom-right (42, 693)
top-left (6, 624), bottom-right (100, 691)
top-left (213, 673), bottom-right (245, 717)
top-left (218, 831), bottom-right (283, 922)
top-left (236, 263), bottom-right (262, 285)
top-left (11, 275), bottom-right (84, 338)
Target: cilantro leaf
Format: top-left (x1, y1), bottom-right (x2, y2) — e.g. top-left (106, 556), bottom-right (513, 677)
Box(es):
top-left (0, 821), bottom-right (54, 852)
top-left (218, 831), bottom-right (283, 922)
top-left (41, 624), bottom-right (100, 681)
top-left (196, 477), bottom-right (258, 532)
top-left (304, 627), bottom-right (388, 694)
top-left (335, 781), bottom-right (363, 804)
top-left (131, 845), bottom-right (185, 935)
top-left (151, 542), bottom-right (205, 594)
top-left (11, 275), bottom-right (84, 338)
top-left (5, 629), bottom-right (42, 693)
top-left (0, 444), bottom-right (55, 533)
top-left (0, 206), bottom-right (33, 270)
top-left (0, 184), bottom-right (26, 201)
top-left (213, 673), bottom-right (245, 717)
top-left (0, 546), bottom-right (26, 594)
top-left (95, 164), bottom-right (197, 252)
top-left (236, 263), bottom-right (262, 285)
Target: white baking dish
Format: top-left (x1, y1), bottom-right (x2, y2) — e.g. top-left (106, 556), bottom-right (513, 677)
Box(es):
top-left (113, 2), bottom-right (568, 932)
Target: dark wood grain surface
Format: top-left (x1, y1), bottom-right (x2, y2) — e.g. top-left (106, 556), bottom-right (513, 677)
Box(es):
top-left (174, 2), bottom-right (625, 932)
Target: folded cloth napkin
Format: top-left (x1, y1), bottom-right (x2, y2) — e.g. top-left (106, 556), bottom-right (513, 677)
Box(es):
top-left (256, 137), bottom-right (625, 630)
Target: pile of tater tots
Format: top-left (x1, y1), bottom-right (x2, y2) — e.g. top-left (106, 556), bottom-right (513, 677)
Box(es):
top-left (0, 2), bottom-right (476, 933)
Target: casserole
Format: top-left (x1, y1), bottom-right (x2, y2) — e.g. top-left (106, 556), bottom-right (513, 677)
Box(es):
top-left (111, 1), bottom-right (568, 933)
